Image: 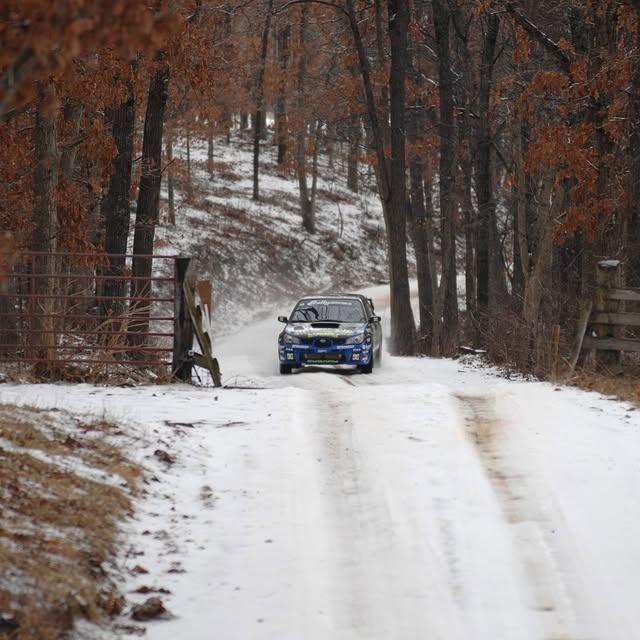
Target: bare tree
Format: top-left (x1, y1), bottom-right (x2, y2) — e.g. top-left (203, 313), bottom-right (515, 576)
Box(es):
top-left (253, 0), bottom-right (274, 200)
top-left (32, 79), bottom-right (60, 362)
top-left (102, 81), bottom-right (135, 311)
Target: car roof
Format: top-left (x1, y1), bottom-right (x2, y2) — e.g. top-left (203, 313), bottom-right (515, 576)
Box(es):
top-left (297, 293), bottom-right (368, 303)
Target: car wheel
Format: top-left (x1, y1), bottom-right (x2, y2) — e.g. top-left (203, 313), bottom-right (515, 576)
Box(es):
top-left (280, 364), bottom-right (293, 375)
top-left (359, 353), bottom-right (374, 374)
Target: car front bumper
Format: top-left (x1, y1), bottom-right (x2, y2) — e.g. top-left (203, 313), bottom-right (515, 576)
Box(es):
top-left (278, 342), bottom-right (372, 367)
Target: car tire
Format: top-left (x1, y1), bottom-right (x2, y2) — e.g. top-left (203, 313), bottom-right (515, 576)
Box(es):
top-left (359, 353), bottom-right (374, 374)
top-left (280, 364), bottom-right (293, 375)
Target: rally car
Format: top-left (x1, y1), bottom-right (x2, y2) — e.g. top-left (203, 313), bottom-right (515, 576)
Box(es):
top-left (277, 294), bottom-right (382, 374)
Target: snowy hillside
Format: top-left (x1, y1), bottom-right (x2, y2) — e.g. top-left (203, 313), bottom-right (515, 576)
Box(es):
top-left (155, 136), bottom-right (392, 332)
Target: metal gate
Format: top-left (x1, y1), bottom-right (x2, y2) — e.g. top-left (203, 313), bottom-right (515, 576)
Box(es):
top-left (0, 251), bottom-right (181, 373)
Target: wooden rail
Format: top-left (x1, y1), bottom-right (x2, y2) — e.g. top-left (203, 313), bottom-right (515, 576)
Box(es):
top-left (605, 288), bottom-right (640, 302)
top-left (590, 312), bottom-right (640, 326)
top-left (572, 260), bottom-right (640, 370)
top-left (582, 336), bottom-right (640, 353)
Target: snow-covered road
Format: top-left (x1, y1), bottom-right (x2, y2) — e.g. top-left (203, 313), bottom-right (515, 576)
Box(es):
top-left (2, 297), bottom-right (640, 639)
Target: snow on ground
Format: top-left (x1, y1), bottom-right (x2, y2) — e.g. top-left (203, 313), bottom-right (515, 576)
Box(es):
top-left (2, 284), bottom-right (640, 639)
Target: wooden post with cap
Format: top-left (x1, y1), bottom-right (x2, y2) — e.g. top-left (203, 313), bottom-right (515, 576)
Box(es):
top-left (594, 259), bottom-right (622, 368)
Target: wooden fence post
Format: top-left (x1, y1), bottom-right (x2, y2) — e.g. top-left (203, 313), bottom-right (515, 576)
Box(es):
top-left (594, 260), bottom-right (622, 367)
top-left (173, 257), bottom-right (194, 381)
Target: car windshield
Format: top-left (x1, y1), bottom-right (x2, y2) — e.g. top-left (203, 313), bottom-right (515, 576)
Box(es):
top-left (290, 298), bottom-right (366, 323)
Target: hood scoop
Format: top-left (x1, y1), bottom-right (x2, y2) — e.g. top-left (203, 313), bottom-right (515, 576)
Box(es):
top-left (310, 322), bottom-right (341, 328)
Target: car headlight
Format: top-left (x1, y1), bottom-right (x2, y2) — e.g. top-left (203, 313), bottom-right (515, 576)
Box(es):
top-left (346, 332), bottom-right (365, 345)
top-left (283, 333), bottom-right (301, 344)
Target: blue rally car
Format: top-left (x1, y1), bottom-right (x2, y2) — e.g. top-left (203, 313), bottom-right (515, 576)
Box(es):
top-left (277, 294), bottom-right (382, 374)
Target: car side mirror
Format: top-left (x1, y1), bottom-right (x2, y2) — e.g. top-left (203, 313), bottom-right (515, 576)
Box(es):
top-left (278, 315), bottom-right (288, 323)
top-left (370, 315), bottom-right (381, 323)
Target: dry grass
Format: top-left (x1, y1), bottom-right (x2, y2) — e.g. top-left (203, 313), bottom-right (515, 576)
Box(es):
top-left (0, 405), bottom-right (142, 639)
top-left (566, 367), bottom-right (640, 404)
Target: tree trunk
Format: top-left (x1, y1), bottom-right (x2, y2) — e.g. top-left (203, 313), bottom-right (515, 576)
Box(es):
top-left (511, 191), bottom-right (525, 313)
top-left (629, 12), bottom-right (640, 286)
top-left (130, 59), bottom-right (170, 344)
top-left (407, 92), bottom-right (434, 349)
top-left (456, 84), bottom-right (477, 334)
top-left (522, 177), bottom-right (564, 344)
top-left (32, 80), bottom-right (60, 363)
top-left (408, 160), bottom-right (435, 350)
top-left (0, 230), bottom-right (17, 353)
top-left (424, 168), bottom-right (439, 299)
top-left (295, 6), bottom-right (315, 233)
top-left (311, 120), bottom-right (320, 213)
top-left (432, 0), bottom-right (459, 356)
top-left (461, 144), bottom-right (477, 329)
top-left (276, 21), bottom-right (290, 165)
top-left (58, 96), bottom-right (84, 296)
top-left (344, 0), bottom-right (415, 354)
top-left (347, 117), bottom-right (360, 193)
top-left (59, 98), bottom-right (83, 178)
top-left (253, 0), bottom-right (274, 200)
top-left (186, 125), bottom-right (192, 201)
top-left (509, 91), bottom-right (528, 315)
top-left (167, 134), bottom-right (175, 225)
top-left (297, 122), bottom-right (314, 232)
top-left (326, 121), bottom-right (335, 171)
top-left (475, 11), bottom-right (499, 318)
top-left (374, 0), bottom-right (390, 153)
top-left (102, 85), bottom-right (135, 311)
top-left (386, 0), bottom-right (416, 354)
top-left (207, 123), bottom-right (214, 179)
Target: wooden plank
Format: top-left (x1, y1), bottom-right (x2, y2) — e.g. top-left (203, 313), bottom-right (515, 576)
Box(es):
top-left (582, 336), bottom-right (640, 353)
top-left (196, 280), bottom-right (212, 317)
top-left (591, 311), bottom-right (640, 327)
top-left (606, 288), bottom-right (640, 302)
top-left (196, 280), bottom-right (213, 337)
top-left (183, 281), bottom-right (222, 387)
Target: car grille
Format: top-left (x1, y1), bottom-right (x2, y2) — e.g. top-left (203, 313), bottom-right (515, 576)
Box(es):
top-left (300, 336), bottom-right (347, 347)
top-left (303, 352), bottom-right (343, 364)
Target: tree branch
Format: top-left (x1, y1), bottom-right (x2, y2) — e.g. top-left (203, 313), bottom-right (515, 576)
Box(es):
top-left (275, 0), bottom-right (348, 17)
top-left (0, 47), bottom-right (36, 118)
top-left (505, 1), bottom-right (572, 73)
top-left (188, 0), bottom-right (202, 23)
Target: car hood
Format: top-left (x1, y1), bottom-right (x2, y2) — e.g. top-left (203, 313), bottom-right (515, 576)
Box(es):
top-left (285, 322), bottom-right (365, 338)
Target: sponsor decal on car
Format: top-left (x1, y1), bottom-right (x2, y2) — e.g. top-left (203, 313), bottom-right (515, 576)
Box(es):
top-left (288, 327), bottom-right (363, 338)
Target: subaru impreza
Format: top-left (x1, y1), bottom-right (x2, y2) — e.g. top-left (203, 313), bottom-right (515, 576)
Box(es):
top-left (277, 294), bottom-right (382, 374)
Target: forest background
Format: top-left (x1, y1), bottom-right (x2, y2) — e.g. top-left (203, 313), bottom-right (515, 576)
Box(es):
top-left (2, 0), bottom-right (639, 380)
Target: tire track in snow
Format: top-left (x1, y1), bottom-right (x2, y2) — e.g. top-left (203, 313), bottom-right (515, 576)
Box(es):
top-left (302, 386), bottom-right (470, 640)
top-left (315, 393), bottom-right (380, 634)
top-left (457, 394), bottom-right (600, 640)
